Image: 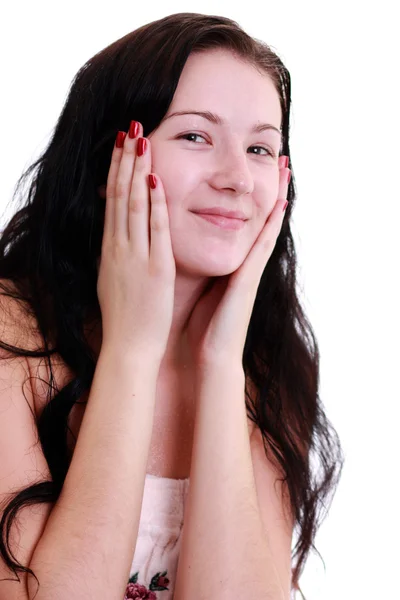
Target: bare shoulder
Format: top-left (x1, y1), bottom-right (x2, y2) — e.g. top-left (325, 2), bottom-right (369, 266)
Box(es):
top-left (0, 278), bottom-right (74, 417)
top-left (0, 278), bottom-right (40, 350)
top-left (0, 280), bottom-right (55, 595)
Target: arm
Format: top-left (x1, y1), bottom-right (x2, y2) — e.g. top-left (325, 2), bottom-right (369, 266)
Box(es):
top-left (28, 347), bottom-right (159, 600)
top-left (173, 366), bottom-right (286, 600)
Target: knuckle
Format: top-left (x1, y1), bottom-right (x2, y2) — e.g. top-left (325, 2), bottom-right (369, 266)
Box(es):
top-left (109, 156), bottom-right (120, 170)
top-left (123, 141), bottom-right (136, 155)
top-left (129, 190), bottom-right (147, 212)
top-left (112, 239), bottom-right (129, 257)
top-left (115, 180), bottom-right (129, 199)
top-left (150, 211), bottom-right (168, 231)
top-left (262, 234), bottom-right (273, 249)
top-left (134, 156), bottom-right (147, 173)
top-left (150, 260), bottom-right (171, 280)
top-left (110, 236), bottom-right (124, 250)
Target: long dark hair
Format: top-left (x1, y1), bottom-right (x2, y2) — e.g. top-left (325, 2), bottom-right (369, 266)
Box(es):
top-left (0, 12), bottom-right (344, 598)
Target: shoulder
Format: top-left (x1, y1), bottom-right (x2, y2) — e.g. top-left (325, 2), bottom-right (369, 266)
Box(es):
top-left (0, 278), bottom-right (74, 417)
top-left (0, 278), bottom-right (39, 354)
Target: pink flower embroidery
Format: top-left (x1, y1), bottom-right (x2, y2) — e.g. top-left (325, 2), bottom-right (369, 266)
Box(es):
top-left (124, 570), bottom-right (170, 598)
top-left (124, 582), bottom-right (157, 599)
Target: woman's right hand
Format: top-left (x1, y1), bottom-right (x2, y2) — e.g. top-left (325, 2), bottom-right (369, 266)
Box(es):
top-left (96, 121), bottom-right (176, 363)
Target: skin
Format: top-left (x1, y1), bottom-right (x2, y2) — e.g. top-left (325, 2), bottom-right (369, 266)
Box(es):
top-left (97, 48), bottom-right (283, 377)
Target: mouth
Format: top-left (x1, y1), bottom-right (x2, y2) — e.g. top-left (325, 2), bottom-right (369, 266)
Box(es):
top-left (191, 212), bottom-right (247, 231)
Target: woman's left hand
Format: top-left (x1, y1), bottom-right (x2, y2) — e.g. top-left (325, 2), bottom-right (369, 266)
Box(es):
top-left (186, 156), bottom-right (291, 371)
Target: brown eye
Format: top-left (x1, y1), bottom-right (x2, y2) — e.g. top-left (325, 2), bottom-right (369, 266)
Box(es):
top-left (249, 146), bottom-right (275, 157)
top-left (178, 133), bottom-right (208, 143)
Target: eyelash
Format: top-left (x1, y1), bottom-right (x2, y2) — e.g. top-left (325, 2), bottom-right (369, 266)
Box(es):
top-left (177, 133), bottom-right (276, 158)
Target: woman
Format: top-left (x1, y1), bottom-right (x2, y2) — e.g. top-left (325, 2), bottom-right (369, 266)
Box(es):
top-left (0, 12), bottom-right (343, 600)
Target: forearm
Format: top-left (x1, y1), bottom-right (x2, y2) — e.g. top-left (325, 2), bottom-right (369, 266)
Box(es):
top-left (174, 366), bottom-right (285, 600)
top-left (28, 347), bottom-right (159, 600)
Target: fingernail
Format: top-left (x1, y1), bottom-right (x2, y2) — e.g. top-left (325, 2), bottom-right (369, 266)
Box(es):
top-left (284, 156), bottom-right (289, 168)
top-left (282, 201), bottom-right (288, 212)
top-left (116, 131), bottom-right (126, 148)
top-left (129, 120), bottom-right (139, 139)
top-left (137, 137), bottom-right (147, 156)
top-left (286, 170), bottom-right (291, 184)
top-left (148, 174), bottom-right (157, 189)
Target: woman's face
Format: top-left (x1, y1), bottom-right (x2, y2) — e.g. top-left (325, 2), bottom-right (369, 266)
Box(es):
top-left (148, 48), bottom-right (283, 277)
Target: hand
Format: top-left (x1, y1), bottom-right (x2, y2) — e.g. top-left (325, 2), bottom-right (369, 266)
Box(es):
top-left (97, 122), bottom-right (176, 363)
top-left (185, 156), bottom-right (291, 369)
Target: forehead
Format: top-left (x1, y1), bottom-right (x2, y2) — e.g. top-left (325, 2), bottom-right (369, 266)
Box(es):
top-left (168, 49), bottom-right (282, 129)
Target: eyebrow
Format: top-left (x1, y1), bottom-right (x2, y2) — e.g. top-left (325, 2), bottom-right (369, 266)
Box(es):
top-left (163, 110), bottom-right (282, 138)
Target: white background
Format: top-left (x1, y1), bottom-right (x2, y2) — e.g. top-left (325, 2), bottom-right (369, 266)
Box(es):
top-left (0, 2), bottom-right (398, 598)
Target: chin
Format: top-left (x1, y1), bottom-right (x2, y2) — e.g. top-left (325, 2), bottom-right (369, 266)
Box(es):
top-left (176, 255), bottom-right (244, 278)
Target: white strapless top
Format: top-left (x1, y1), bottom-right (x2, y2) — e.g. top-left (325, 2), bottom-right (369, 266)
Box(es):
top-left (123, 473), bottom-right (190, 600)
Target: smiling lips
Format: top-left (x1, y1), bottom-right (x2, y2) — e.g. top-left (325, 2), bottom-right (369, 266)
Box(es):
top-left (192, 212), bottom-right (247, 230)
top-left (192, 207), bottom-right (248, 220)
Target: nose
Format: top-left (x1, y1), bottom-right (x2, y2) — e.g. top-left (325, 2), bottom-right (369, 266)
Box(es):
top-left (209, 148), bottom-right (254, 196)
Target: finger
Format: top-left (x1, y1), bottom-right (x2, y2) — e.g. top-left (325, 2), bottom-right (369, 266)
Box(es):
top-left (257, 160), bottom-right (291, 248)
top-left (128, 136), bottom-right (152, 257)
top-left (258, 194), bottom-right (289, 258)
top-left (277, 155), bottom-right (291, 206)
top-left (147, 173), bottom-right (175, 275)
top-left (228, 162), bottom-right (291, 288)
top-left (114, 125), bottom-right (143, 239)
top-left (103, 132), bottom-right (125, 240)
top-left (243, 187), bottom-right (289, 279)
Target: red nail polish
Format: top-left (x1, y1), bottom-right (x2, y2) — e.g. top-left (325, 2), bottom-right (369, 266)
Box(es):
top-left (282, 201), bottom-right (288, 212)
top-left (116, 131), bottom-right (126, 148)
top-left (137, 137), bottom-right (147, 156)
top-left (148, 174), bottom-right (157, 189)
top-left (129, 120), bottom-right (139, 139)
top-left (286, 170), bottom-right (291, 184)
top-left (284, 156), bottom-right (289, 169)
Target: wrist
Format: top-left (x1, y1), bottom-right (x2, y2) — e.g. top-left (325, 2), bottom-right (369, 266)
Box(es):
top-left (98, 344), bottom-right (162, 374)
top-left (195, 358), bottom-right (244, 380)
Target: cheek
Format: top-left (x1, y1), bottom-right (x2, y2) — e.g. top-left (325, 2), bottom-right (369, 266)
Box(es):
top-left (151, 145), bottom-right (196, 198)
top-left (159, 172), bottom-right (199, 214)
top-left (162, 176), bottom-right (192, 216)
top-left (248, 193), bottom-right (276, 240)
top-left (253, 192), bottom-right (273, 222)
top-left (254, 171), bottom-right (279, 216)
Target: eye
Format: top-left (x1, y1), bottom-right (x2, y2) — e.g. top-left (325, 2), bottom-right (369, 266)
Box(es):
top-left (249, 146), bottom-right (276, 158)
top-left (177, 133), bottom-right (276, 158)
top-left (178, 133), bottom-right (208, 143)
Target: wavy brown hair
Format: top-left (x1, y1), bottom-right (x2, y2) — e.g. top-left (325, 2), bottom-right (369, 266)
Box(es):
top-left (0, 12), bottom-right (344, 598)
